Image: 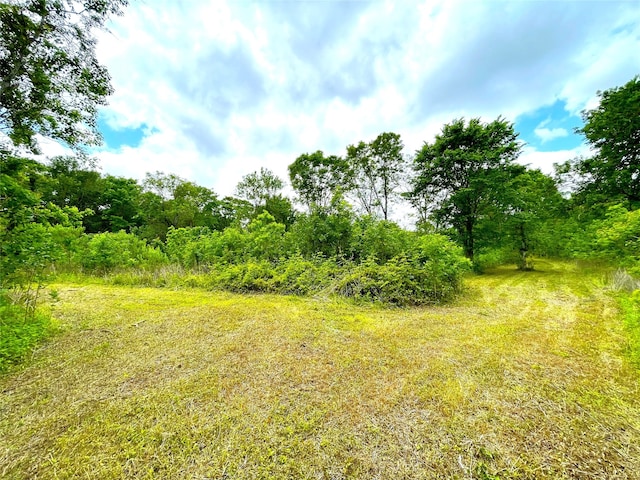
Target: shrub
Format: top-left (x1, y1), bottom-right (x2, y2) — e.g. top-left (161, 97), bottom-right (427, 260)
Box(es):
top-left (78, 231), bottom-right (167, 273)
top-left (210, 260), bottom-right (276, 293)
top-left (272, 255), bottom-right (341, 295)
top-left (336, 235), bottom-right (471, 305)
top-left (0, 294), bottom-right (54, 372)
top-left (350, 217), bottom-right (413, 263)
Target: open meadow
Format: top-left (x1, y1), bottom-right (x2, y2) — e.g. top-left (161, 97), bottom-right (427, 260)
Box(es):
top-left (1, 261), bottom-right (639, 479)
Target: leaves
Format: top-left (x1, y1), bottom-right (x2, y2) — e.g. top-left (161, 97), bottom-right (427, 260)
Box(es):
top-left (576, 76), bottom-right (640, 203)
top-left (410, 117), bottom-right (523, 260)
top-left (0, 0), bottom-right (127, 152)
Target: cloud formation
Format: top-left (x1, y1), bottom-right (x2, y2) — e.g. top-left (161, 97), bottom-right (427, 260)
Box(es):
top-left (88, 0), bottom-right (640, 199)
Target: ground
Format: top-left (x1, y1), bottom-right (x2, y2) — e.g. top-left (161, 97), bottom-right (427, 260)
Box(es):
top-left (1, 260), bottom-right (639, 479)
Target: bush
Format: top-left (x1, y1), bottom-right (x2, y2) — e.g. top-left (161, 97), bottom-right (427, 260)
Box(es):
top-left (0, 294), bottom-right (54, 372)
top-left (350, 217), bottom-right (413, 263)
top-left (100, 231), bottom-right (469, 306)
top-left (336, 245), bottom-right (470, 306)
top-left (78, 231), bottom-right (167, 273)
top-left (272, 255), bottom-right (341, 295)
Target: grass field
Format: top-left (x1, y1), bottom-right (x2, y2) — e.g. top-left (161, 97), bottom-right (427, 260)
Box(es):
top-left (1, 260), bottom-right (639, 479)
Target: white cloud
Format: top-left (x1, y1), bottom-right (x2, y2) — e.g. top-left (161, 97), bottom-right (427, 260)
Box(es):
top-left (57, 0), bottom-right (637, 205)
top-left (534, 119), bottom-right (569, 143)
top-left (518, 144), bottom-right (592, 175)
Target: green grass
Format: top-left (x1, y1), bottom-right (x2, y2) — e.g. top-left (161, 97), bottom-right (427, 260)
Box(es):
top-left (1, 260), bottom-right (639, 479)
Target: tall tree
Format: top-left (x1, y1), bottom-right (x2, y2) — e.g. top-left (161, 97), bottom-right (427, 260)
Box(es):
top-left (574, 76), bottom-right (640, 204)
top-left (346, 132), bottom-right (406, 220)
top-left (288, 151), bottom-right (352, 210)
top-left (0, 0), bottom-right (127, 152)
top-left (39, 156), bottom-right (104, 231)
top-left (476, 169), bottom-right (565, 269)
top-left (411, 117), bottom-right (523, 260)
top-left (235, 167), bottom-right (284, 209)
top-left (139, 172), bottom-right (224, 240)
top-left (99, 175), bottom-right (143, 232)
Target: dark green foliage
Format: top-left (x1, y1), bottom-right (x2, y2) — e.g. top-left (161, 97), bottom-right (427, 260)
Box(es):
top-left (261, 194), bottom-right (296, 228)
top-left (99, 175), bottom-right (144, 232)
top-left (411, 117), bottom-right (523, 261)
top-left (137, 172), bottom-right (227, 240)
top-left (478, 169), bottom-right (566, 270)
top-left (575, 76), bottom-right (640, 204)
top-left (0, 0), bottom-right (127, 152)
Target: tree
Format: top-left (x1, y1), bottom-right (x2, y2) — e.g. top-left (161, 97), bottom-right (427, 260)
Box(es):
top-left (411, 117), bottom-right (523, 261)
top-left (346, 132), bottom-right (406, 220)
top-left (574, 76), bottom-right (640, 204)
top-left (482, 169), bottom-right (564, 269)
top-left (139, 172), bottom-right (225, 240)
top-left (0, 153), bottom-right (84, 290)
top-left (287, 194), bottom-right (354, 258)
top-left (99, 175), bottom-right (143, 232)
top-left (262, 194), bottom-right (296, 228)
top-left (39, 156), bottom-right (104, 231)
top-left (288, 151), bottom-right (352, 210)
top-left (235, 167), bottom-right (284, 209)
top-left (0, 0), bottom-right (127, 152)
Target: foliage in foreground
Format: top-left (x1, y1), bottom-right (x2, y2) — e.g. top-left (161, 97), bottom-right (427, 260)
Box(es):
top-left (0, 294), bottom-right (53, 372)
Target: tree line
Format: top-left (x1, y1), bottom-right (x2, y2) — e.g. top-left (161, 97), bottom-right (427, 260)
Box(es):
top-left (1, 0), bottom-right (639, 300)
top-left (2, 75), bottom-right (639, 289)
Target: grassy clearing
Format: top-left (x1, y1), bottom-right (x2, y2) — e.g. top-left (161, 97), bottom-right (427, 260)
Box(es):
top-left (1, 260), bottom-right (639, 479)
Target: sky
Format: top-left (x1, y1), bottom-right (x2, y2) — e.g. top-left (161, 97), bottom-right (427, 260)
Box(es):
top-left (78, 0), bottom-right (639, 203)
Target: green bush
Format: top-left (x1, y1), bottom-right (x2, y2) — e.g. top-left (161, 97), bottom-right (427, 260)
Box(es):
top-left (592, 205), bottom-right (640, 275)
top-left (0, 295), bottom-right (54, 372)
top-left (165, 226), bottom-right (212, 267)
top-left (350, 217), bottom-right (413, 263)
top-left (272, 255), bottom-right (341, 295)
top-left (335, 242), bottom-right (470, 306)
top-left (78, 231), bottom-right (167, 273)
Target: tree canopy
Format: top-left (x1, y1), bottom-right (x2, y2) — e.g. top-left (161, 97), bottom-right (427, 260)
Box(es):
top-left (288, 151), bottom-right (352, 210)
top-left (346, 132), bottom-right (406, 220)
top-left (575, 76), bottom-right (640, 204)
top-left (0, 0), bottom-right (127, 152)
top-left (411, 117), bottom-right (523, 260)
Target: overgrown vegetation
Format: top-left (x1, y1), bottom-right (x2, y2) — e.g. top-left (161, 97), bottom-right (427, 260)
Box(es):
top-left (2, 75), bottom-right (640, 369)
top-left (0, 293), bottom-right (54, 372)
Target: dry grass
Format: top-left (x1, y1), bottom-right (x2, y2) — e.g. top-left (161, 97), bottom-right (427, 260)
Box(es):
top-left (1, 260), bottom-right (639, 479)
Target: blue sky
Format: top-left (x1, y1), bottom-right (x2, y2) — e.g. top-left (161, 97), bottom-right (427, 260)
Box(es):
top-left (84, 0), bottom-right (640, 215)
top-left (98, 116), bottom-right (145, 150)
top-left (515, 100), bottom-right (584, 153)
